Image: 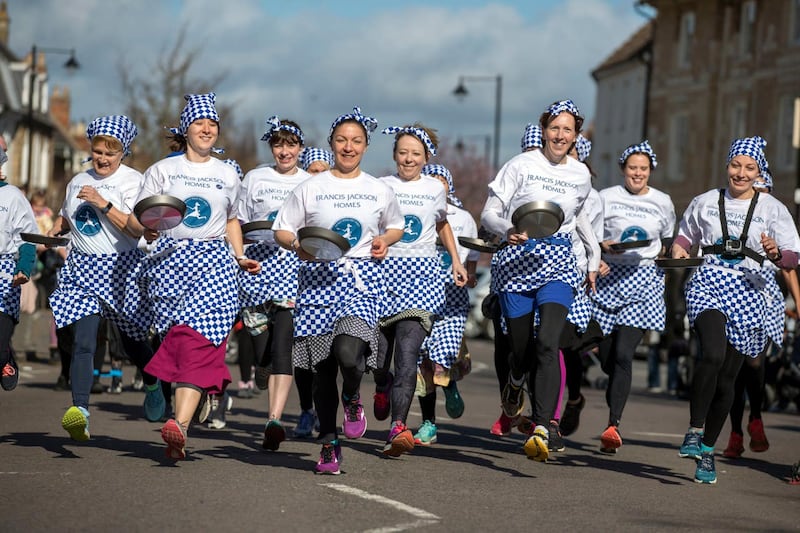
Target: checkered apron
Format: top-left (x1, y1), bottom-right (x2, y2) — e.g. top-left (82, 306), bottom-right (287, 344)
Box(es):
top-left (49, 249), bottom-right (143, 336)
top-left (685, 259), bottom-right (784, 357)
top-left (566, 283), bottom-right (594, 332)
top-left (421, 266), bottom-right (470, 368)
top-left (591, 263), bottom-right (666, 335)
top-left (292, 258), bottom-right (385, 370)
top-left (491, 233), bottom-right (582, 294)
top-left (124, 237), bottom-right (238, 346)
top-left (0, 255), bottom-right (20, 321)
top-left (380, 256), bottom-right (445, 319)
top-left (238, 242), bottom-right (299, 307)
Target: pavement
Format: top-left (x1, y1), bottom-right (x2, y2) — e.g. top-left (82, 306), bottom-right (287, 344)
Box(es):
top-left (3, 320), bottom-right (800, 532)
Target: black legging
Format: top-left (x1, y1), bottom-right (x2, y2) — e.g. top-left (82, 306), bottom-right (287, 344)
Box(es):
top-left (729, 349), bottom-right (766, 434)
top-left (376, 320), bottom-right (428, 424)
top-left (0, 312), bottom-right (14, 369)
top-left (419, 390), bottom-right (437, 424)
top-left (236, 325), bottom-right (254, 383)
top-left (492, 314), bottom-right (511, 395)
top-left (599, 325), bottom-right (646, 427)
top-left (313, 333), bottom-right (369, 441)
top-left (690, 310), bottom-right (745, 447)
top-left (562, 319), bottom-right (603, 402)
top-left (506, 303), bottom-right (568, 427)
top-left (254, 308), bottom-right (294, 376)
top-left (294, 367), bottom-right (314, 412)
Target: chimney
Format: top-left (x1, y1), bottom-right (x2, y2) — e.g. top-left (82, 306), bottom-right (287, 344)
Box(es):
top-left (0, 2), bottom-right (9, 47)
top-left (50, 86), bottom-right (70, 129)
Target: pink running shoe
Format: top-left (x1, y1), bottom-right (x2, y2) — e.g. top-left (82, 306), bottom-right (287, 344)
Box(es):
top-left (315, 441), bottom-right (342, 475)
top-left (342, 394), bottom-right (367, 439)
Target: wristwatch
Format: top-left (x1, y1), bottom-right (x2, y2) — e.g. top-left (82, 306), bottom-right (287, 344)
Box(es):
top-left (100, 201), bottom-right (113, 214)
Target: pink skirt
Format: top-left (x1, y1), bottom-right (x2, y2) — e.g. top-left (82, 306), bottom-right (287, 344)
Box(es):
top-left (145, 325), bottom-right (231, 394)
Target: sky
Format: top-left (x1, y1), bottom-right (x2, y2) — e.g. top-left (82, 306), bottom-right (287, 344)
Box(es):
top-left (10, 0), bottom-right (651, 173)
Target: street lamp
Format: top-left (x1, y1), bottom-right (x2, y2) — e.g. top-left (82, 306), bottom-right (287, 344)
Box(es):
top-left (453, 74), bottom-right (502, 171)
top-left (26, 45), bottom-right (80, 188)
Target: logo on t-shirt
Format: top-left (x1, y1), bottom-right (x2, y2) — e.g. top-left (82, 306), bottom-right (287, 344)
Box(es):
top-left (620, 226), bottom-right (648, 242)
top-left (75, 205), bottom-right (102, 236)
top-left (401, 215), bottom-right (422, 243)
top-left (332, 218), bottom-right (362, 247)
top-left (267, 210), bottom-right (278, 221)
top-left (182, 196), bottom-right (211, 228)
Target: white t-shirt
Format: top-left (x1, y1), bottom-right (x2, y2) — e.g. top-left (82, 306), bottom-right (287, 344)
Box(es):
top-left (572, 187), bottom-right (604, 272)
top-left (137, 155), bottom-right (240, 240)
top-left (238, 165), bottom-right (311, 245)
top-left (678, 188), bottom-right (799, 270)
top-left (481, 149), bottom-right (592, 238)
top-left (272, 170), bottom-right (404, 258)
top-left (61, 164), bottom-right (143, 254)
top-left (0, 184), bottom-right (37, 254)
top-left (380, 174), bottom-right (448, 257)
top-left (447, 205), bottom-right (480, 265)
top-left (601, 184), bottom-right (676, 264)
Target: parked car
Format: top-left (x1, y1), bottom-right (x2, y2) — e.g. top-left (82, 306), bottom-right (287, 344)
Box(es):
top-left (464, 266), bottom-right (494, 340)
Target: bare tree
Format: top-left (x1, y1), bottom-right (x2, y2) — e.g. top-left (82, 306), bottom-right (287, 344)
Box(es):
top-left (116, 27), bottom-right (258, 172)
top-left (436, 140), bottom-right (494, 220)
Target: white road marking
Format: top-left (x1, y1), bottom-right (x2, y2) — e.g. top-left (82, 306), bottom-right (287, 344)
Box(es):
top-left (321, 483), bottom-right (439, 532)
top-left (632, 431), bottom-right (685, 439)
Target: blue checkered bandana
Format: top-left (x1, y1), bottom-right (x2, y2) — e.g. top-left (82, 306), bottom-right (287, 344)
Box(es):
top-left (86, 115), bottom-right (138, 156)
top-left (619, 139), bottom-right (658, 168)
top-left (575, 134), bottom-right (592, 162)
top-left (222, 158), bottom-right (243, 179)
top-left (756, 167), bottom-right (773, 190)
top-left (300, 147), bottom-right (335, 171)
top-left (422, 163), bottom-right (462, 208)
top-left (382, 126), bottom-right (437, 157)
top-left (520, 123), bottom-right (543, 151)
top-left (728, 135), bottom-right (768, 175)
top-left (260, 115), bottom-right (305, 144)
top-left (0, 144), bottom-right (7, 166)
top-left (328, 106), bottom-right (378, 145)
top-left (169, 92), bottom-right (220, 136)
top-left (546, 99), bottom-right (582, 119)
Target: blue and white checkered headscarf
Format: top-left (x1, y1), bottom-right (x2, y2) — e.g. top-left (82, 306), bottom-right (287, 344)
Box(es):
top-left (422, 163), bottom-right (462, 208)
top-left (86, 115), bottom-right (138, 156)
top-left (575, 134), bottom-right (592, 162)
top-left (382, 126), bottom-right (437, 156)
top-left (756, 167), bottom-right (773, 191)
top-left (328, 106), bottom-right (378, 145)
top-left (520, 123), bottom-right (543, 151)
top-left (169, 92), bottom-right (220, 136)
top-left (546, 99), bottom-right (582, 119)
top-left (0, 144), bottom-right (7, 167)
top-left (299, 147), bottom-right (335, 171)
top-left (727, 136), bottom-right (768, 175)
top-left (260, 115), bottom-right (305, 144)
top-left (222, 158), bottom-right (243, 180)
top-left (619, 140), bottom-right (658, 168)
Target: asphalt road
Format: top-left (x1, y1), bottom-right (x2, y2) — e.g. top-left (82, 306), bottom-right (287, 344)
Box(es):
top-left (2, 337), bottom-right (799, 532)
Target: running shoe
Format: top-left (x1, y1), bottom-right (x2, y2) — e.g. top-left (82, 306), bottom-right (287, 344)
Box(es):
top-left (254, 367), bottom-right (270, 390)
top-left (144, 381), bottom-right (166, 422)
top-left (207, 393), bottom-right (227, 429)
top-left (548, 420), bottom-right (565, 452)
top-left (1, 354), bottom-right (19, 391)
top-left (61, 406), bottom-right (90, 441)
top-left (54, 375), bottom-right (70, 391)
top-left (443, 382), bottom-right (464, 419)
top-left (516, 416), bottom-right (533, 435)
top-left (723, 431), bottom-right (745, 458)
top-left (294, 409), bottom-right (317, 438)
top-left (791, 461), bottom-right (800, 485)
top-left (373, 373), bottom-right (393, 421)
top-left (747, 418), bottom-right (769, 452)
top-left (90, 376), bottom-right (104, 394)
top-left (238, 380), bottom-right (254, 399)
top-left (694, 451), bottom-right (717, 484)
top-left (523, 425), bottom-right (549, 462)
top-left (192, 391), bottom-right (211, 424)
top-left (679, 431), bottom-right (703, 460)
top-left (500, 378), bottom-right (525, 418)
top-left (108, 376), bottom-right (123, 394)
top-left (383, 420), bottom-right (415, 457)
top-left (161, 418), bottom-right (187, 460)
top-left (262, 419), bottom-right (286, 451)
top-left (600, 425), bottom-right (622, 454)
top-left (342, 394), bottom-right (367, 439)
top-left (413, 420), bottom-right (438, 446)
top-left (560, 394), bottom-right (585, 436)
top-left (132, 368), bottom-right (144, 391)
top-left (315, 440), bottom-right (342, 475)
top-left (490, 411), bottom-right (513, 436)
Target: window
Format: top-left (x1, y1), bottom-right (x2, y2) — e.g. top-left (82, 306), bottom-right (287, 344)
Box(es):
top-left (792, 0), bottom-right (800, 45)
top-left (668, 114), bottom-right (689, 182)
top-left (776, 95), bottom-right (800, 169)
top-left (739, 1), bottom-right (756, 56)
top-left (677, 11), bottom-right (695, 68)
